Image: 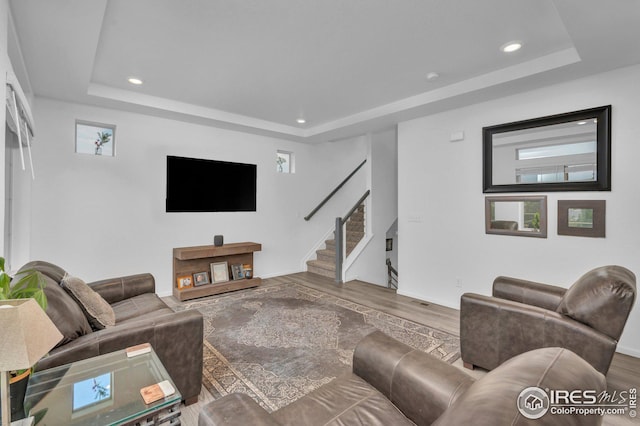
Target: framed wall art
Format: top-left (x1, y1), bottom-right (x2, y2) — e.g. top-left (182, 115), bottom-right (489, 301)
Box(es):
top-left (558, 200), bottom-right (605, 238)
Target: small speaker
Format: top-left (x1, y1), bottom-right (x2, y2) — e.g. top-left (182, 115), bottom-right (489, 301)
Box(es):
top-left (214, 235), bottom-right (224, 246)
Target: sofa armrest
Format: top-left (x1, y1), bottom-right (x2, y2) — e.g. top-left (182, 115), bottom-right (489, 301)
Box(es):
top-left (199, 394), bottom-right (281, 426)
top-left (492, 276), bottom-right (566, 311)
top-left (460, 293), bottom-right (617, 374)
top-left (353, 331), bottom-right (474, 425)
top-left (88, 273), bottom-right (155, 304)
top-left (37, 309), bottom-right (203, 402)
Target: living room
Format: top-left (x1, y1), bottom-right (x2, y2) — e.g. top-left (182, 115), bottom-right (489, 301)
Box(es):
top-left (2, 1), bottom-right (639, 425)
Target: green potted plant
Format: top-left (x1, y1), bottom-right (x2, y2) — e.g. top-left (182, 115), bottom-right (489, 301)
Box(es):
top-left (0, 257), bottom-right (48, 420)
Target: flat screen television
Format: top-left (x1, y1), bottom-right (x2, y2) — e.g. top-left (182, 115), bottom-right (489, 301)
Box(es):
top-left (166, 156), bottom-right (257, 212)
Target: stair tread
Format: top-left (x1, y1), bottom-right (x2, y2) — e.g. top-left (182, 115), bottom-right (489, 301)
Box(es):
top-left (317, 249), bottom-right (335, 255)
top-left (306, 260), bottom-right (336, 272)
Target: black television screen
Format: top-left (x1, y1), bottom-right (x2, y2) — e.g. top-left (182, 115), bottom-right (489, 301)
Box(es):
top-left (166, 156), bottom-right (257, 212)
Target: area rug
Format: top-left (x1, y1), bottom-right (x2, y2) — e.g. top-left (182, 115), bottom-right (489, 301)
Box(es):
top-left (174, 281), bottom-right (460, 411)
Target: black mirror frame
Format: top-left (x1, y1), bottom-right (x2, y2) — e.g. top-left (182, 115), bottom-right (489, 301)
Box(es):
top-left (483, 105), bottom-right (611, 193)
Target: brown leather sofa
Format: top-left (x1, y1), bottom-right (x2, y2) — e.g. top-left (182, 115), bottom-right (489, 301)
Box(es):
top-left (19, 261), bottom-right (203, 404)
top-left (460, 265), bottom-right (636, 375)
top-left (199, 331), bottom-right (606, 426)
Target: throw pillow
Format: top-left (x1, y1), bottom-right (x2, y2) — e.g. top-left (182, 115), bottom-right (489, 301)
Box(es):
top-left (61, 274), bottom-right (116, 330)
top-left (38, 274), bottom-right (92, 348)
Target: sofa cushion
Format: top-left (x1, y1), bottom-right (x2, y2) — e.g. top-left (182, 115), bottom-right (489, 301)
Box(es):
top-left (271, 373), bottom-right (414, 426)
top-left (556, 265), bottom-right (636, 339)
top-left (111, 293), bottom-right (174, 323)
top-left (61, 274), bottom-right (115, 330)
top-left (41, 275), bottom-right (93, 347)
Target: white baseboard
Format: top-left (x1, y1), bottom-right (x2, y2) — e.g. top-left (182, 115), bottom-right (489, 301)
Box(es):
top-left (396, 288), bottom-right (459, 310)
top-left (616, 344), bottom-right (640, 358)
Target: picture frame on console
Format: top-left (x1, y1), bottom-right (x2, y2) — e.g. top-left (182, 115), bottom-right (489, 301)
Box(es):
top-left (210, 262), bottom-right (230, 283)
top-left (193, 271), bottom-right (210, 286)
top-left (230, 264), bottom-right (244, 280)
top-left (177, 275), bottom-right (193, 290)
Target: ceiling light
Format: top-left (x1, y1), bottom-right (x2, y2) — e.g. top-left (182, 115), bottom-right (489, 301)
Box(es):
top-left (501, 41), bottom-right (522, 53)
top-left (127, 77), bottom-right (143, 85)
top-left (426, 72), bottom-right (439, 81)
top-left (577, 121), bottom-right (588, 125)
top-left (296, 117), bottom-right (306, 124)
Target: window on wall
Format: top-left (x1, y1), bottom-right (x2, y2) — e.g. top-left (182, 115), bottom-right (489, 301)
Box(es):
top-left (75, 120), bottom-right (116, 156)
top-left (276, 150), bottom-right (294, 173)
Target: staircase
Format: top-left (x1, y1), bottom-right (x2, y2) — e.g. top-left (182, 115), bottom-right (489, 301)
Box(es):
top-left (307, 204), bottom-right (365, 278)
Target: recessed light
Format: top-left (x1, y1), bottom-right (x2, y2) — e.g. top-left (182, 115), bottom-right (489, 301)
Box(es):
top-left (577, 121), bottom-right (588, 125)
top-left (127, 77), bottom-right (143, 85)
top-left (426, 72), bottom-right (439, 81)
top-left (296, 118), bottom-right (306, 124)
top-left (501, 41), bottom-right (522, 53)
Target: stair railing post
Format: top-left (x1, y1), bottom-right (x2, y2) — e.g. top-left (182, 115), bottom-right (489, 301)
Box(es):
top-left (335, 217), bottom-right (344, 284)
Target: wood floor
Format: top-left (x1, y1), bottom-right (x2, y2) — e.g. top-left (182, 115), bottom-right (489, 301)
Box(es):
top-left (174, 272), bottom-right (640, 426)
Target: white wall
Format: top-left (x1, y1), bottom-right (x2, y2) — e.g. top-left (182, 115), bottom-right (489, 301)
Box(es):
top-left (0, 0), bottom-right (9, 258)
top-left (29, 98), bottom-right (366, 296)
top-left (398, 64), bottom-right (640, 357)
top-left (345, 127), bottom-right (398, 285)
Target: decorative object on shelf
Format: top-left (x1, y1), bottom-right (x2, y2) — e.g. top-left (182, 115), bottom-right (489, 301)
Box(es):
top-left (0, 298), bottom-right (63, 425)
top-left (213, 235), bottom-right (224, 247)
top-left (176, 275), bottom-right (193, 290)
top-left (483, 105), bottom-right (611, 193)
top-left (558, 200), bottom-right (606, 238)
top-left (485, 196), bottom-right (547, 238)
top-left (193, 272), bottom-right (210, 287)
top-left (242, 264), bottom-right (252, 279)
top-left (75, 120), bottom-right (116, 157)
top-left (210, 262), bottom-right (230, 284)
top-left (230, 264), bottom-right (244, 280)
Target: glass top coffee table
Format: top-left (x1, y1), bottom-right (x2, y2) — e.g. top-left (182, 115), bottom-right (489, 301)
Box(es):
top-left (24, 347), bottom-right (181, 425)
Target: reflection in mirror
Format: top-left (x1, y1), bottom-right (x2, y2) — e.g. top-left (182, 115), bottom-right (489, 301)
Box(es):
top-left (492, 119), bottom-right (597, 185)
top-left (483, 105), bottom-right (611, 193)
top-left (485, 196), bottom-right (547, 238)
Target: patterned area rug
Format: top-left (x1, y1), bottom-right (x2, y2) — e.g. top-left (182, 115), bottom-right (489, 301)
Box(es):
top-left (174, 281), bottom-right (460, 411)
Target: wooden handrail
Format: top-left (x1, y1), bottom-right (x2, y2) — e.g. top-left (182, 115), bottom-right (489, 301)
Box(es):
top-left (304, 159), bottom-right (367, 221)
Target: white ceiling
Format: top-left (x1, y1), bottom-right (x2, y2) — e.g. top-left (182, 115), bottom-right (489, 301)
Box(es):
top-left (8, 0), bottom-right (640, 142)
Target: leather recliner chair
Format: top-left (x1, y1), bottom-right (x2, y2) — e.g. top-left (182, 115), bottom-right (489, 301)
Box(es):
top-left (17, 261), bottom-right (203, 404)
top-left (460, 265), bottom-right (636, 375)
top-left (199, 331), bottom-right (606, 426)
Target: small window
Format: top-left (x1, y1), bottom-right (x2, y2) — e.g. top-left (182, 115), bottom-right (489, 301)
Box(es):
top-left (276, 150), bottom-right (294, 173)
top-left (76, 120), bottom-right (116, 156)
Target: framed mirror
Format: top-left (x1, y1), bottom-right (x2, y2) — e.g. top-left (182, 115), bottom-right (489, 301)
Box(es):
top-left (485, 196), bottom-right (547, 238)
top-left (483, 105), bottom-right (611, 193)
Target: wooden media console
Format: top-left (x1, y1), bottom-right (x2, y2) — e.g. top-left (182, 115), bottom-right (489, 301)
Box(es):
top-left (172, 242), bottom-right (262, 301)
